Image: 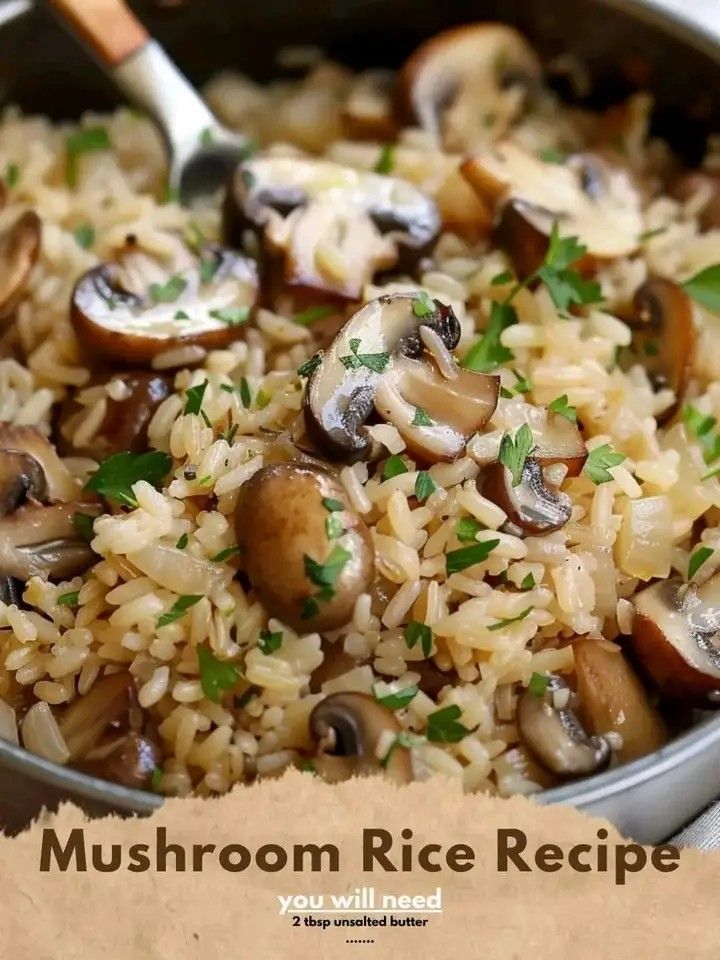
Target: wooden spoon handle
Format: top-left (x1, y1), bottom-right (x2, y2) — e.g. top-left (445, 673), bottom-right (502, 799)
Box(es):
top-left (47, 0), bottom-right (149, 67)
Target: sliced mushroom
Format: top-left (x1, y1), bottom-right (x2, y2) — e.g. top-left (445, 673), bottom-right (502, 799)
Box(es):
top-left (468, 397), bottom-right (587, 476)
top-left (0, 423), bottom-right (82, 502)
top-left (75, 733), bottom-right (161, 790)
top-left (71, 238), bottom-right (258, 364)
top-left (462, 143), bottom-right (642, 269)
top-left (398, 24), bottom-right (542, 152)
top-left (670, 170), bottom-right (720, 232)
top-left (632, 577), bottom-right (720, 698)
top-left (304, 293), bottom-right (498, 462)
top-left (627, 277), bottom-right (694, 423)
top-left (223, 156), bottom-right (439, 301)
top-left (58, 371), bottom-right (171, 459)
top-left (573, 638), bottom-right (667, 763)
top-left (59, 671), bottom-right (134, 760)
top-left (0, 500), bottom-right (102, 580)
top-left (517, 674), bottom-right (611, 778)
top-left (0, 451), bottom-right (47, 513)
top-left (235, 462), bottom-right (374, 632)
top-left (0, 210), bottom-right (41, 319)
top-left (483, 457), bottom-right (571, 535)
top-left (342, 70), bottom-right (397, 141)
top-left (309, 691), bottom-right (412, 784)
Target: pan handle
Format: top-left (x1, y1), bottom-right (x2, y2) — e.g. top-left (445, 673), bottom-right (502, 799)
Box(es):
top-left (46, 0), bottom-right (149, 67)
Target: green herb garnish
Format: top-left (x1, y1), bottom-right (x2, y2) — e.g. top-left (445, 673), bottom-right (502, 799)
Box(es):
top-left (304, 544), bottom-right (352, 588)
top-left (4, 162), bottom-right (19, 188)
top-left (339, 337), bottom-right (390, 374)
top-left (639, 226), bottom-right (668, 242)
top-left (583, 443), bottom-right (626, 484)
top-left (689, 546), bottom-right (714, 580)
top-left (446, 539), bottom-right (500, 575)
top-left (411, 291), bottom-right (435, 318)
top-left (151, 767), bottom-right (163, 792)
top-left (404, 621), bottom-right (433, 658)
top-left (683, 404), bottom-right (720, 464)
top-left (322, 498), bottom-right (344, 512)
top-left (411, 406), bottom-right (434, 426)
top-left (200, 127), bottom-right (214, 147)
top-left (211, 545), bottom-right (240, 562)
top-left (462, 301), bottom-right (517, 372)
top-left (199, 256), bottom-right (219, 284)
top-left (538, 148), bottom-right (566, 164)
top-left (488, 606), bottom-right (533, 631)
top-left (238, 377), bottom-right (252, 408)
top-left (520, 573), bottom-right (536, 589)
top-left (149, 275), bottom-right (187, 304)
top-left (414, 470), bottom-right (436, 502)
top-left (297, 353), bottom-right (322, 378)
top-left (176, 533), bottom-right (189, 550)
top-left (158, 594), bottom-right (203, 628)
top-left (456, 516), bottom-right (483, 542)
top-left (184, 379), bottom-right (208, 416)
top-left (529, 672), bottom-right (550, 697)
top-left (548, 394), bottom-right (577, 422)
top-left (499, 423), bottom-right (534, 486)
top-left (373, 683), bottom-right (418, 710)
top-left (258, 630), bottom-right (283, 655)
top-left (293, 305), bottom-right (335, 326)
top-left (427, 704), bottom-right (470, 743)
top-left (491, 270), bottom-right (514, 286)
top-left (73, 223), bottom-right (95, 249)
top-left (373, 143), bottom-right (395, 175)
top-left (209, 306), bottom-right (250, 327)
top-left (57, 591), bottom-right (79, 607)
top-left (382, 454), bottom-right (408, 481)
top-left (66, 126), bottom-right (111, 187)
top-left (85, 450), bottom-right (172, 506)
top-left (683, 264), bottom-right (720, 313)
top-left (197, 644), bottom-right (240, 702)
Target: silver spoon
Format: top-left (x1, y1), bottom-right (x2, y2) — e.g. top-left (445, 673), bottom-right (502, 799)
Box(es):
top-left (47, 0), bottom-right (253, 204)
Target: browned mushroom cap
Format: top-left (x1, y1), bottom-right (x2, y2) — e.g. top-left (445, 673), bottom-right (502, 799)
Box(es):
top-left (75, 733), bottom-right (161, 790)
top-left (235, 462), bottom-right (374, 633)
top-left (462, 144), bottom-right (642, 269)
top-left (0, 450), bottom-right (47, 513)
top-left (517, 674), bottom-right (611, 778)
top-left (342, 69), bottom-right (397, 141)
top-left (483, 457), bottom-right (572, 535)
top-left (223, 156), bottom-right (440, 301)
top-left (670, 170), bottom-right (720, 232)
top-left (0, 211), bottom-right (41, 319)
top-left (628, 277), bottom-right (694, 423)
top-left (0, 423), bottom-right (82, 502)
top-left (397, 24), bottom-right (542, 152)
top-left (0, 500), bottom-right (102, 580)
top-left (305, 293), bottom-right (498, 462)
top-left (71, 240), bottom-right (258, 365)
top-left (58, 371), bottom-right (171, 460)
top-left (631, 577), bottom-right (720, 699)
top-left (309, 691), bottom-right (412, 784)
top-left (573, 638), bottom-right (666, 763)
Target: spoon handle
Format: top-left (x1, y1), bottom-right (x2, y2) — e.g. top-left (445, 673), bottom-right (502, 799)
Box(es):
top-left (47, 0), bottom-right (148, 66)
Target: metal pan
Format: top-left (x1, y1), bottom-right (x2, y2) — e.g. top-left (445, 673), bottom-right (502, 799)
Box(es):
top-left (1, 0), bottom-right (719, 842)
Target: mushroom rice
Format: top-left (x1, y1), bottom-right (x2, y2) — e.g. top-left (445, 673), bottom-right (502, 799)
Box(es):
top-left (1, 23), bottom-right (720, 797)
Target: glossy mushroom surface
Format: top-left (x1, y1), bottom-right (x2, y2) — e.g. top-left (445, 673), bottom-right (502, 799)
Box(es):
top-left (235, 462), bottom-right (374, 632)
top-left (483, 457), bottom-right (572, 535)
top-left (304, 293), bottom-right (498, 462)
top-left (223, 156), bottom-right (440, 300)
top-left (309, 691), bottom-right (412, 784)
top-left (71, 238), bottom-right (258, 365)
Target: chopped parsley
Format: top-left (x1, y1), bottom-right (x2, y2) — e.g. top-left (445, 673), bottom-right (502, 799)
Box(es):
top-left (382, 454), bottom-right (408, 481)
top-left (297, 353), bottom-right (322, 378)
top-left (184, 379), bottom-right (209, 415)
top-left (411, 406), bottom-right (434, 426)
top-left (511, 370), bottom-right (532, 394)
top-left (197, 644), bottom-right (240, 702)
top-left (689, 546), bottom-right (714, 580)
top-left (446, 539), bottom-right (500, 575)
top-left (683, 264), bottom-right (720, 313)
top-left (520, 572), bottom-right (536, 590)
top-left (683, 404), bottom-right (720, 464)
top-left (372, 683), bottom-right (418, 710)
top-left (151, 767), bottom-right (163, 792)
top-left (73, 223), bottom-right (95, 249)
top-left (373, 143), bottom-right (395, 175)
top-left (301, 545), bottom-right (352, 618)
top-left (548, 394), bottom-right (577, 423)
top-left (176, 533), bottom-right (189, 550)
top-left (183, 221), bottom-right (205, 253)
top-left (174, 309), bottom-right (190, 321)
top-left (537, 223), bottom-right (602, 310)
top-left (85, 450), bottom-right (172, 506)
top-left (339, 337), bottom-right (390, 374)
top-left (66, 126), bottom-right (111, 187)
top-left (4, 162), bottom-right (19, 188)
top-left (157, 594), bottom-right (203, 628)
top-left (239, 377), bottom-right (252, 408)
top-left (488, 606), bottom-right (533, 631)
top-left (325, 514), bottom-right (344, 539)
top-left (258, 630), bottom-right (283, 655)
top-left (57, 591), bottom-right (80, 607)
top-left (498, 423), bottom-right (534, 486)
top-left (299, 759), bottom-right (317, 774)
top-left (639, 226), bottom-right (668, 242)
top-left (538, 148), bottom-right (566, 164)
top-left (209, 306), bottom-right (250, 327)
top-left (404, 621), bottom-right (433, 658)
top-left (583, 443), bottom-right (626, 484)
top-left (255, 388), bottom-right (270, 409)
top-left (293, 305), bottom-right (335, 326)
top-left (414, 470), bottom-right (436, 502)
top-left (322, 498), bottom-right (344, 512)
top-left (221, 423), bottom-right (239, 445)
top-left (381, 730), bottom-right (426, 767)
top-left (529, 672), bottom-right (550, 697)
top-left (426, 704), bottom-right (470, 744)
top-left (73, 511), bottom-right (95, 543)
top-left (211, 545), bottom-right (240, 562)
top-left (199, 256), bottom-right (219, 284)
top-left (411, 291), bottom-right (435, 318)
top-left (200, 127), bottom-right (214, 147)
top-left (456, 516), bottom-right (483, 542)
top-left (149, 274), bottom-right (187, 304)
top-left (491, 270), bottom-right (514, 286)
top-left (462, 301), bottom-right (517, 372)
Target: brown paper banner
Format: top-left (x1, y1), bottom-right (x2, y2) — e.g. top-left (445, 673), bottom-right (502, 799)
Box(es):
top-left (0, 773), bottom-right (716, 959)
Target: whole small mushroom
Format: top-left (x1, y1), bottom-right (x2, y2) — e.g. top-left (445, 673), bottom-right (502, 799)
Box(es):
top-left (309, 691), bottom-right (413, 784)
top-left (483, 457), bottom-right (572, 535)
top-left (517, 674), bottom-right (611, 778)
top-left (235, 462), bottom-right (374, 633)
